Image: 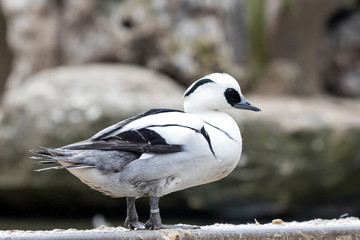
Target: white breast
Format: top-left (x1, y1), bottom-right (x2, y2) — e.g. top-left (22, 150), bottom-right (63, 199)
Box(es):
top-left (201, 111), bottom-right (242, 177)
top-left (160, 111), bottom-right (242, 195)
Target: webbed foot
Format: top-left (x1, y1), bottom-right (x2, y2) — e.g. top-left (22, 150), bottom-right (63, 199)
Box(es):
top-left (125, 197), bottom-right (145, 230)
top-left (145, 221), bottom-right (199, 230)
top-left (124, 217), bottom-right (145, 230)
top-left (145, 196), bottom-right (200, 230)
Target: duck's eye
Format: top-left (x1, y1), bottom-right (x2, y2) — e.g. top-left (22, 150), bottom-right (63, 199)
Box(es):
top-left (225, 88), bottom-right (241, 106)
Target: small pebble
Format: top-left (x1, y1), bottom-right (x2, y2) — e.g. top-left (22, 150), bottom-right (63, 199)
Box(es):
top-left (272, 219), bottom-right (283, 225)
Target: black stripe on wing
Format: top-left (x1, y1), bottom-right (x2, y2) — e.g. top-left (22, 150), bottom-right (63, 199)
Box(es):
top-left (117, 128), bottom-right (167, 145)
top-left (91, 109), bottom-right (184, 140)
top-left (138, 124), bottom-right (216, 158)
top-left (63, 140), bottom-right (181, 153)
top-left (63, 127), bottom-right (182, 154)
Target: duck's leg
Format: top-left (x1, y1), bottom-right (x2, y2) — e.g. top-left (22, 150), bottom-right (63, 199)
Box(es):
top-left (145, 196), bottom-right (200, 230)
top-left (124, 197), bottom-right (145, 230)
top-left (145, 196), bottom-right (162, 230)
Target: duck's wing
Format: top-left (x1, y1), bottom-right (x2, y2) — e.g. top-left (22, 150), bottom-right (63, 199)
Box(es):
top-left (90, 109), bottom-right (183, 140)
top-left (62, 109), bottom-right (202, 154)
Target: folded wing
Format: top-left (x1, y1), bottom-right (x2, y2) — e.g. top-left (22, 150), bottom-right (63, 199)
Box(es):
top-left (62, 109), bottom-right (197, 154)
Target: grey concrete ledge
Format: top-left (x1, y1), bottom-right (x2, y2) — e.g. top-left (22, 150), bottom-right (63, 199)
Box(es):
top-left (1, 218), bottom-right (360, 240)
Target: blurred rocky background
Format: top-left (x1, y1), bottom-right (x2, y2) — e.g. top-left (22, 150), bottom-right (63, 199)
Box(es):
top-left (0, 0), bottom-right (359, 230)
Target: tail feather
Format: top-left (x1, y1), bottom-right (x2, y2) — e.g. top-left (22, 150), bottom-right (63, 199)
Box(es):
top-left (34, 165), bottom-right (65, 172)
top-left (32, 159), bottom-right (57, 164)
top-left (30, 147), bottom-right (95, 171)
top-left (34, 164), bottom-right (94, 172)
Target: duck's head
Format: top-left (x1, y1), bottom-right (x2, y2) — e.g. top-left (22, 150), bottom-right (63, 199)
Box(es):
top-left (184, 73), bottom-right (261, 113)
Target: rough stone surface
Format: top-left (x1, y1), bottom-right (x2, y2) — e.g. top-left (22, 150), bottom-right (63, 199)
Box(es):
top-left (0, 0), bottom-right (58, 89)
top-left (256, 59), bottom-right (305, 95)
top-left (0, 3), bottom-right (11, 99)
top-left (0, 64), bottom-right (184, 187)
top-left (322, 11), bottom-right (360, 97)
top-left (269, 0), bottom-right (342, 93)
top-left (0, 0), bottom-right (246, 88)
top-left (1, 217), bottom-right (360, 239)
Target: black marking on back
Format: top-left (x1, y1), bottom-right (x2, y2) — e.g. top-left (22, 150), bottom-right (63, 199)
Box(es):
top-left (143, 109), bottom-right (184, 116)
top-left (117, 128), bottom-right (167, 145)
top-left (184, 79), bottom-right (214, 97)
top-left (91, 109), bottom-right (183, 140)
top-left (224, 88), bottom-right (241, 106)
top-left (91, 114), bottom-right (144, 140)
top-left (200, 127), bottom-right (215, 158)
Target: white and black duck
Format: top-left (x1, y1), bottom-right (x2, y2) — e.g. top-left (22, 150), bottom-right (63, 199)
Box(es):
top-left (31, 73), bottom-right (261, 230)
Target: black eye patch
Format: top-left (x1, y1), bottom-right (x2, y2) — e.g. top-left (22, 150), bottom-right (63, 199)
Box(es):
top-left (224, 88), bottom-right (241, 106)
